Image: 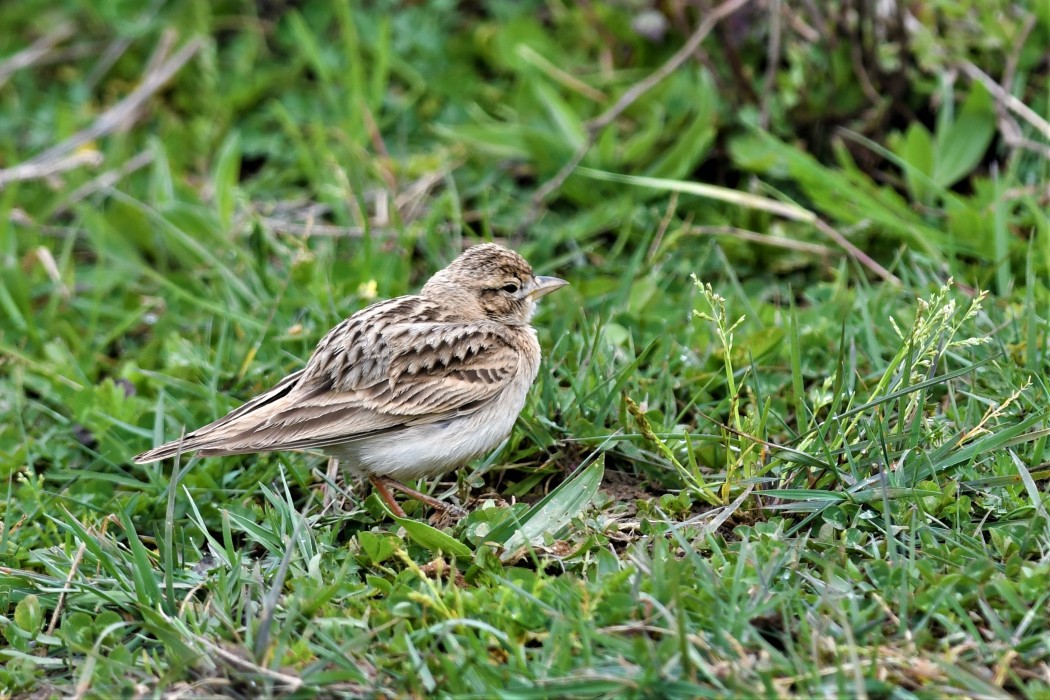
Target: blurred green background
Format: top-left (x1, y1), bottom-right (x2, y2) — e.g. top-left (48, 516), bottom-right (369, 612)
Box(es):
top-left (1, 1), bottom-right (1048, 696)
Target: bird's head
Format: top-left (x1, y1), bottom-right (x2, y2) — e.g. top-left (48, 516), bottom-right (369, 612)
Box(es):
top-left (422, 243), bottom-right (567, 325)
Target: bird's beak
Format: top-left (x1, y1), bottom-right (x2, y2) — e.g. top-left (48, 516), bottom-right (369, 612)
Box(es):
top-left (528, 276), bottom-right (569, 300)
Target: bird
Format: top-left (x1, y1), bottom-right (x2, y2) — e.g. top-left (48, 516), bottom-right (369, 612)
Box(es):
top-left (134, 243), bottom-right (568, 517)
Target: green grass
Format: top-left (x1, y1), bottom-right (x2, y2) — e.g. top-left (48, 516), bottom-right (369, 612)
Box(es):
top-left (2, 0), bottom-right (1049, 697)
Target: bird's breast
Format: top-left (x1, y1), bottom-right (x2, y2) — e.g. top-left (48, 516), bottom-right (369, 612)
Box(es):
top-left (334, 333), bottom-right (541, 481)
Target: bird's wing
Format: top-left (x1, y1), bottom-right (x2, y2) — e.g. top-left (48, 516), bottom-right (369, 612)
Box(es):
top-left (134, 300), bottom-right (523, 461)
top-left (229, 321), bottom-right (522, 452)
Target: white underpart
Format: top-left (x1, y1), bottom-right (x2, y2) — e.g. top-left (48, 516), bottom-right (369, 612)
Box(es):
top-left (329, 329), bottom-right (541, 481)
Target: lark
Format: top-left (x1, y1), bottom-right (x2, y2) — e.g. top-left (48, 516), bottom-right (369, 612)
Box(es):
top-left (134, 243), bottom-right (568, 517)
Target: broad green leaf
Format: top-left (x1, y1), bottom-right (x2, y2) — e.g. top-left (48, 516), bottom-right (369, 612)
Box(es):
top-left (896, 122), bottom-right (934, 201)
top-left (489, 455), bottom-right (604, 558)
top-left (357, 530), bottom-right (398, 564)
top-left (390, 515), bottom-right (472, 558)
top-left (60, 612), bottom-right (95, 652)
top-left (934, 83), bottom-right (996, 187)
top-left (13, 595), bottom-right (42, 634)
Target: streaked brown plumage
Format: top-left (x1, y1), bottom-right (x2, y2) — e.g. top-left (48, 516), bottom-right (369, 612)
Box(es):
top-left (134, 243), bottom-right (567, 516)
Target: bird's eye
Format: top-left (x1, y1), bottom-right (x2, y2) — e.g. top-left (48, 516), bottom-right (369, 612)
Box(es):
top-left (501, 282), bottom-right (520, 294)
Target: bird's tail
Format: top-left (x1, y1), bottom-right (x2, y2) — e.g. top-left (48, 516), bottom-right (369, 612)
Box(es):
top-left (133, 432), bottom-right (258, 463)
top-left (133, 369), bottom-right (306, 463)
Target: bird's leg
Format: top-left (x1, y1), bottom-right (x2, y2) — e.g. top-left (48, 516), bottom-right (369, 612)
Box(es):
top-left (373, 476), bottom-right (464, 515)
top-left (369, 475), bottom-right (407, 517)
top-left (323, 456), bottom-right (341, 509)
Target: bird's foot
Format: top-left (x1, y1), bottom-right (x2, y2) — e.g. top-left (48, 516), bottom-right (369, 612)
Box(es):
top-left (370, 476), bottom-right (465, 519)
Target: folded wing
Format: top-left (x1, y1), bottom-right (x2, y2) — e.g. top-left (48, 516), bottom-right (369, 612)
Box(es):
top-left (133, 304), bottom-right (519, 463)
